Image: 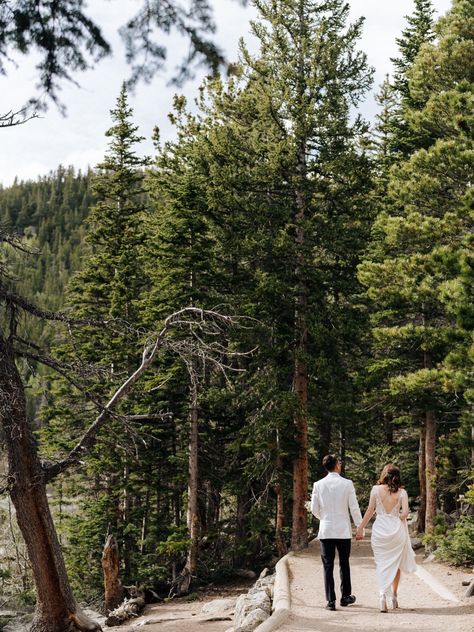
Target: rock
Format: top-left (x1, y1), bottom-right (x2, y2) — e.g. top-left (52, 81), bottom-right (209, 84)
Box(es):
top-left (224, 628), bottom-right (234, 632)
top-left (462, 580), bottom-right (471, 586)
top-left (235, 569), bottom-right (257, 579)
top-left (201, 598), bottom-right (236, 614)
top-left (234, 591), bottom-right (271, 630)
top-left (410, 538), bottom-right (423, 550)
top-left (254, 575), bottom-right (275, 588)
top-left (424, 553), bottom-right (436, 563)
top-left (235, 608), bottom-right (268, 632)
top-left (259, 568), bottom-right (270, 579)
top-left (248, 574), bottom-right (275, 598)
top-left (248, 583), bottom-right (273, 599)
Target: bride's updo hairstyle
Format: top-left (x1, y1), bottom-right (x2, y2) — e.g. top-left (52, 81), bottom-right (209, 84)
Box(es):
top-left (377, 463), bottom-right (402, 493)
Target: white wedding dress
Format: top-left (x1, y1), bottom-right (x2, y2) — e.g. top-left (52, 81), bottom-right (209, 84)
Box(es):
top-left (370, 485), bottom-right (417, 596)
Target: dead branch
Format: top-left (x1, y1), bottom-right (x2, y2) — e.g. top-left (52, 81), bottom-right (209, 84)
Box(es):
top-left (0, 108), bottom-right (38, 128)
top-left (14, 347), bottom-right (107, 411)
top-left (43, 307), bottom-right (244, 481)
top-left (0, 285), bottom-right (113, 327)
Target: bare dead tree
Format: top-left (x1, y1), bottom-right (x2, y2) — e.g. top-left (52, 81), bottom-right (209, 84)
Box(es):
top-left (0, 287), bottom-right (249, 632)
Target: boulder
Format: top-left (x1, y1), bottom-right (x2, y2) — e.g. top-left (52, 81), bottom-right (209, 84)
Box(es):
top-left (258, 568), bottom-right (270, 579)
top-left (248, 573), bottom-right (275, 598)
top-left (201, 598), bottom-right (236, 614)
top-left (235, 608), bottom-right (268, 632)
top-left (248, 583), bottom-right (273, 599)
top-left (234, 591), bottom-right (271, 631)
top-left (410, 538), bottom-right (423, 550)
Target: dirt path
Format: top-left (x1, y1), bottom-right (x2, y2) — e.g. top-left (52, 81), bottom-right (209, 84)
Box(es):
top-left (279, 538), bottom-right (474, 632)
top-left (106, 583), bottom-right (249, 632)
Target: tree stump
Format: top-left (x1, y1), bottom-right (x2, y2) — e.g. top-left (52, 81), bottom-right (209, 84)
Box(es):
top-left (102, 535), bottom-right (124, 613)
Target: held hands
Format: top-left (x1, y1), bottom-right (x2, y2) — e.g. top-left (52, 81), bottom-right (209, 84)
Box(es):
top-left (355, 526), bottom-right (364, 541)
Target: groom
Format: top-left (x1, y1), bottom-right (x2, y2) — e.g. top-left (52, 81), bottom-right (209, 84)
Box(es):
top-left (310, 454), bottom-right (363, 611)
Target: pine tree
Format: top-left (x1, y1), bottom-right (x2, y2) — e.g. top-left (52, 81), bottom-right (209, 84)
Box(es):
top-left (50, 84), bottom-right (152, 588)
top-left (359, 0), bottom-right (474, 533)
top-left (245, 0), bottom-right (372, 549)
top-left (155, 0), bottom-right (374, 553)
top-left (392, 0), bottom-right (436, 104)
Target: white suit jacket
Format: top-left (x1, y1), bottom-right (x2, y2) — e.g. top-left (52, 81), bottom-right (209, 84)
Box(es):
top-left (310, 472), bottom-right (363, 539)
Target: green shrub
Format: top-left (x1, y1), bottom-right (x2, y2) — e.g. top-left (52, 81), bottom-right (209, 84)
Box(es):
top-left (434, 516), bottom-right (474, 566)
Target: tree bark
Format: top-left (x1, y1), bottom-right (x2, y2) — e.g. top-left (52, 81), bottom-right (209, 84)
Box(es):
top-left (317, 418), bottom-right (331, 478)
top-left (102, 534), bottom-right (124, 613)
top-left (174, 380), bottom-right (200, 595)
top-left (417, 425), bottom-right (427, 533)
top-left (0, 336), bottom-right (100, 632)
top-left (290, 0), bottom-right (309, 552)
top-left (186, 382), bottom-right (200, 580)
top-left (274, 481), bottom-right (287, 559)
top-left (274, 436), bottom-right (287, 559)
top-left (339, 424), bottom-right (346, 475)
top-left (425, 409), bottom-right (437, 533)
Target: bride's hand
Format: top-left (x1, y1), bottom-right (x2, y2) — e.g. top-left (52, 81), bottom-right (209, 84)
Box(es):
top-left (355, 527), bottom-right (364, 540)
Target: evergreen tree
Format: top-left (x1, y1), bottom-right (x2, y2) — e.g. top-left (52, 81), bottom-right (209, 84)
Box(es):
top-left (389, 0), bottom-right (436, 159)
top-left (243, 0), bottom-right (372, 549)
top-left (392, 0), bottom-right (436, 103)
top-left (152, 0), bottom-right (374, 554)
top-left (359, 0), bottom-right (474, 533)
top-left (48, 84), bottom-right (152, 589)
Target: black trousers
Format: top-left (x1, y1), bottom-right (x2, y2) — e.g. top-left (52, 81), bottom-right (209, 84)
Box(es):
top-left (320, 538), bottom-right (352, 603)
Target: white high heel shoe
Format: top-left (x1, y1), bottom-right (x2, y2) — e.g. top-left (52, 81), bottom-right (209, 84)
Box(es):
top-left (392, 594), bottom-right (398, 609)
top-left (379, 594), bottom-right (388, 612)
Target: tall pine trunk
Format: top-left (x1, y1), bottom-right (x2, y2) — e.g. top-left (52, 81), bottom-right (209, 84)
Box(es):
top-left (417, 426), bottom-right (427, 533)
top-left (274, 442), bottom-right (287, 559)
top-left (179, 380), bottom-right (200, 594)
top-left (290, 1), bottom-right (309, 552)
top-left (291, 172), bottom-right (309, 551)
top-left (423, 349), bottom-right (437, 533)
top-left (0, 336), bottom-right (99, 632)
top-left (425, 410), bottom-right (437, 532)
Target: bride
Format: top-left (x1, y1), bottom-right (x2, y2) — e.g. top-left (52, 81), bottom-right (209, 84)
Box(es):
top-left (355, 463), bottom-right (417, 612)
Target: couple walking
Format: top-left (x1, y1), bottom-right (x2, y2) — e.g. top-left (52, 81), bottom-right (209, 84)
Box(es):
top-left (310, 454), bottom-right (417, 612)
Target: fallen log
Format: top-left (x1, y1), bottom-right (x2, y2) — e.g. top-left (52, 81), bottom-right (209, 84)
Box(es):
top-left (105, 596), bottom-right (145, 627)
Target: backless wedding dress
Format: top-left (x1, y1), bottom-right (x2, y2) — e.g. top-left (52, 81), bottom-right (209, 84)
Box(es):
top-left (370, 485), bottom-right (417, 597)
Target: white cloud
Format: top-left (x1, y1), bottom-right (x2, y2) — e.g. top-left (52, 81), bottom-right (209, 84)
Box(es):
top-left (0, 0), bottom-right (454, 186)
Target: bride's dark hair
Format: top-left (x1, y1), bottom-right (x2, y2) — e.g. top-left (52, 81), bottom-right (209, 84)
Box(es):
top-left (377, 463), bottom-right (402, 493)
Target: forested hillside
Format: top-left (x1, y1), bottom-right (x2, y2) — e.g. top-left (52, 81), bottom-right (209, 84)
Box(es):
top-left (0, 166), bottom-right (94, 312)
top-left (0, 0), bottom-right (472, 626)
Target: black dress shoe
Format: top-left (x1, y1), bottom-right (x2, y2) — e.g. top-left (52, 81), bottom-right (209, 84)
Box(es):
top-left (325, 601), bottom-right (336, 611)
top-left (340, 595), bottom-right (356, 606)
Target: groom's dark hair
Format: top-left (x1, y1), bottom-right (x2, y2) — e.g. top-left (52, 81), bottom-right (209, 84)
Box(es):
top-left (322, 454), bottom-right (339, 472)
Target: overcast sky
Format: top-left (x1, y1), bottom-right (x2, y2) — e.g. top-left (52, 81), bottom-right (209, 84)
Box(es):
top-left (0, 0), bottom-right (453, 187)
